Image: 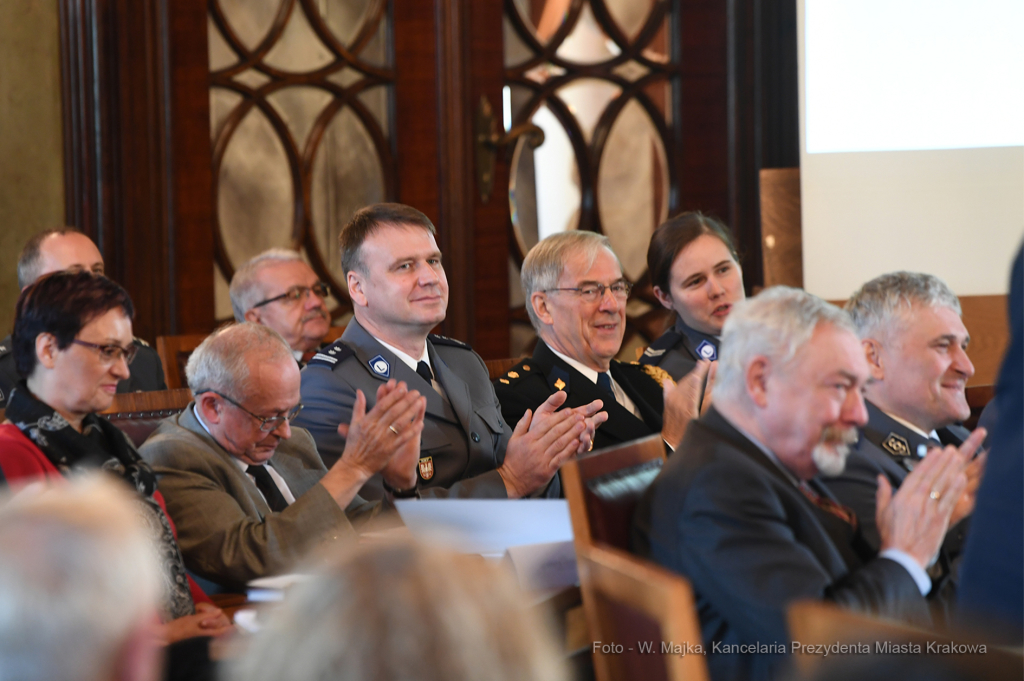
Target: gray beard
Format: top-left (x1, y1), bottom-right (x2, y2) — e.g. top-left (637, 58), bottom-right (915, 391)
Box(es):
top-left (812, 442), bottom-right (851, 478)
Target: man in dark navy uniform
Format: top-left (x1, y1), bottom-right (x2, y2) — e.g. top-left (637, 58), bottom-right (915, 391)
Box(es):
top-left (494, 230), bottom-right (709, 453)
top-left (0, 229), bottom-right (166, 407)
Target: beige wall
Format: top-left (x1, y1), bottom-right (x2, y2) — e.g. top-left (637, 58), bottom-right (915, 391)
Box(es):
top-left (0, 1), bottom-right (65, 337)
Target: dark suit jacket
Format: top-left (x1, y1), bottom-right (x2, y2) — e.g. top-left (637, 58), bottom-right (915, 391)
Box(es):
top-left (958, 243), bottom-right (1024, 642)
top-left (296, 319), bottom-right (517, 500)
top-left (0, 334), bottom-right (166, 408)
top-left (633, 407), bottom-right (930, 681)
top-left (493, 340), bottom-right (665, 453)
top-left (141, 405), bottom-right (376, 590)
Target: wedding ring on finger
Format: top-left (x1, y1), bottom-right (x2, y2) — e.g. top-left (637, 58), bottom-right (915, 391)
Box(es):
top-left (389, 424), bottom-right (400, 435)
top-left (929, 489), bottom-right (941, 501)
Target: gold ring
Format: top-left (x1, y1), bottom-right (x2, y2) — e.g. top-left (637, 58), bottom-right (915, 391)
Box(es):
top-left (588, 440), bottom-right (594, 452)
top-left (389, 424), bottom-right (400, 435)
top-left (929, 489), bottom-right (941, 501)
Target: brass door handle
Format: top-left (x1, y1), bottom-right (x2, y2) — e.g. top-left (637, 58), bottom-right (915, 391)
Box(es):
top-left (475, 95), bottom-right (545, 203)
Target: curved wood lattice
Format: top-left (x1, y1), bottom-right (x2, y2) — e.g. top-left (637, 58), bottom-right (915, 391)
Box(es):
top-left (208, 0), bottom-right (396, 320)
top-left (505, 0), bottom-right (682, 353)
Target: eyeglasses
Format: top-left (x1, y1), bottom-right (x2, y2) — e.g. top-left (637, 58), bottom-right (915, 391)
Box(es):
top-left (252, 282), bottom-right (330, 309)
top-left (195, 389), bottom-right (304, 432)
top-left (544, 280), bottom-right (632, 303)
top-left (72, 339), bottom-right (138, 365)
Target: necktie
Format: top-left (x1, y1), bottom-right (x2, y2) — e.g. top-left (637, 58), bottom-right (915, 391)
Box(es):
top-left (417, 361), bottom-right (435, 385)
top-left (596, 372), bottom-right (615, 400)
top-left (799, 481), bottom-right (858, 531)
top-left (247, 464), bottom-right (289, 512)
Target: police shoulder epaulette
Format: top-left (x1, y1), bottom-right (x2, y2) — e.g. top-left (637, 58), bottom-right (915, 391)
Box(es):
top-left (639, 328), bottom-right (683, 363)
top-left (497, 362), bottom-right (533, 385)
top-left (133, 336), bottom-right (151, 348)
top-left (428, 334), bottom-right (471, 350)
top-left (307, 341), bottom-right (355, 370)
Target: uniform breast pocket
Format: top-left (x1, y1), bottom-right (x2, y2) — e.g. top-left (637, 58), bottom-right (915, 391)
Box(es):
top-left (474, 405), bottom-right (506, 454)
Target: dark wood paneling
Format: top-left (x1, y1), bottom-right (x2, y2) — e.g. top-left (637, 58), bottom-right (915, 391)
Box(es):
top-left (59, 0), bottom-right (214, 343)
top-left (465, 0), bottom-right (511, 358)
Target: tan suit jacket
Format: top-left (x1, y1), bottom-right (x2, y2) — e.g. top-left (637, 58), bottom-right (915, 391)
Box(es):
top-left (141, 404), bottom-right (377, 590)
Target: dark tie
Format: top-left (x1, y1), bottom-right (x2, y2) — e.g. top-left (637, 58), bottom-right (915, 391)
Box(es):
top-left (799, 481), bottom-right (858, 531)
top-left (596, 372), bottom-right (615, 400)
top-left (417, 361), bottom-right (435, 385)
top-left (247, 464), bottom-right (289, 512)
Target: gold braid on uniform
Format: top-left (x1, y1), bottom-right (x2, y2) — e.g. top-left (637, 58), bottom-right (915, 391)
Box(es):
top-left (638, 363), bottom-right (674, 388)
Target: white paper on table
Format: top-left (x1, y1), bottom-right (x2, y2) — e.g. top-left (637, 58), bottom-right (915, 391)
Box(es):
top-left (502, 539), bottom-right (579, 592)
top-left (394, 499), bottom-right (574, 556)
top-left (246, 573), bottom-right (312, 602)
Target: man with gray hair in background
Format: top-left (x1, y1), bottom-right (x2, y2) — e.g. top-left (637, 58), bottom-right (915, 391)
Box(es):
top-left (824, 272), bottom-right (987, 615)
top-left (633, 286), bottom-right (983, 681)
top-left (0, 475), bottom-right (163, 681)
top-left (141, 322), bottom-right (426, 590)
top-left (230, 248), bottom-right (332, 365)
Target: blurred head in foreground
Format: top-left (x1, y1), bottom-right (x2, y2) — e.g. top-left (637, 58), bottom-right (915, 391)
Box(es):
top-left (0, 475), bottom-right (162, 681)
top-left (227, 542), bottom-right (567, 681)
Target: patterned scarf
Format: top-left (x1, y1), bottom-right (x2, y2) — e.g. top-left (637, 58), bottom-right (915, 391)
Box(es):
top-left (5, 382), bottom-right (195, 621)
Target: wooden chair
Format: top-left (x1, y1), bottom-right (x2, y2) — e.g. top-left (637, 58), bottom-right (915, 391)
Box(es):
top-left (788, 600), bottom-right (1022, 680)
top-left (577, 543), bottom-right (709, 681)
top-left (562, 433), bottom-right (666, 551)
top-left (485, 356), bottom-right (525, 381)
top-left (100, 388), bottom-right (193, 447)
top-left (155, 333), bottom-right (208, 390)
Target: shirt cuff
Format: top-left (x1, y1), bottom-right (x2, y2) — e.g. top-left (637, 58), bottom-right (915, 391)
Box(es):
top-left (879, 548), bottom-right (931, 595)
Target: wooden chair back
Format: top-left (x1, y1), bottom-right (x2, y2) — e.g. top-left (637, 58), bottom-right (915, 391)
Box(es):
top-left (577, 543), bottom-right (708, 681)
top-left (155, 334), bottom-right (208, 390)
top-left (100, 388), bottom-right (193, 447)
top-left (485, 357), bottom-right (525, 381)
top-left (562, 433), bottom-right (666, 551)
top-left (157, 326), bottom-right (349, 389)
top-left (759, 167), bottom-right (803, 288)
top-left (788, 600), bottom-right (1022, 680)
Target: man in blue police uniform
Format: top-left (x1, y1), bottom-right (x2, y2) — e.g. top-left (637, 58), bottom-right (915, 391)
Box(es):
top-left (494, 231), bottom-right (709, 454)
top-left (0, 229), bottom-right (166, 407)
top-left (296, 203), bottom-right (600, 500)
top-left (824, 272), bottom-right (987, 619)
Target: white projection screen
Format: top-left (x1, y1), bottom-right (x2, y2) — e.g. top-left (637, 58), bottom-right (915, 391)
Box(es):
top-left (797, 0), bottom-right (1024, 300)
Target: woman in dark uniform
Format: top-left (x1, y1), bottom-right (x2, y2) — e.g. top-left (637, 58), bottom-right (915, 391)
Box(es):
top-left (640, 212), bottom-right (745, 380)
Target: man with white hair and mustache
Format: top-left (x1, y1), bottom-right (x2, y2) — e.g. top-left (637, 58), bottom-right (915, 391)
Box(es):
top-left (633, 287), bottom-right (984, 681)
top-left (230, 249), bottom-right (333, 366)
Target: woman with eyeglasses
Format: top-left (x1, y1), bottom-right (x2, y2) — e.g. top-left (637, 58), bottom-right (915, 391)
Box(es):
top-left (0, 270), bottom-right (231, 681)
top-left (640, 212), bottom-right (746, 380)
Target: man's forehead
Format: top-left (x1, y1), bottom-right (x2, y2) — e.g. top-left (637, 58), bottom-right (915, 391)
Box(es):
top-left (39, 233), bottom-right (103, 270)
top-left (560, 246), bottom-right (621, 281)
top-left (259, 259), bottom-right (317, 286)
top-left (894, 303), bottom-right (969, 342)
top-left (792, 323), bottom-right (868, 381)
top-left (366, 223), bottom-right (439, 258)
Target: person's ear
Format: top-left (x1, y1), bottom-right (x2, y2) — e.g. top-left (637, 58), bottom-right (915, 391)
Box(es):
top-left (195, 393), bottom-right (224, 425)
top-left (347, 271), bottom-right (367, 308)
top-left (652, 285), bottom-right (674, 311)
top-left (862, 338), bottom-right (885, 381)
top-left (745, 356), bottom-right (771, 408)
top-left (531, 292), bottom-right (555, 327)
top-left (243, 308), bottom-right (261, 324)
top-left (34, 333), bottom-right (60, 370)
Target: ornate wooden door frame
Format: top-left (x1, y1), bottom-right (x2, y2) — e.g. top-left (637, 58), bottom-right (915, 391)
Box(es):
top-left (59, 0), bottom-right (215, 343)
